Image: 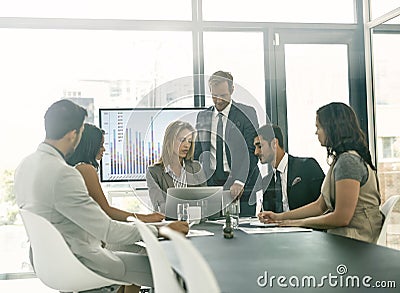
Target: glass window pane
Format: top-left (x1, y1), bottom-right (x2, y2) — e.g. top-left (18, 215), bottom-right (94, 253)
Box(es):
top-left (0, 0), bottom-right (191, 20)
top-left (203, 0), bottom-right (355, 23)
top-left (371, 0), bottom-right (400, 20)
top-left (0, 28), bottom-right (192, 274)
top-left (385, 18), bottom-right (400, 24)
top-left (372, 32), bottom-right (400, 202)
top-left (285, 44), bottom-right (349, 173)
top-left (203, 32), bottom-right (266, 126)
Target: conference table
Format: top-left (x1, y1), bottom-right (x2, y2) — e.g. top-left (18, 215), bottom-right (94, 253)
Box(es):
top-left (160, 221), bottom-right (400, 292)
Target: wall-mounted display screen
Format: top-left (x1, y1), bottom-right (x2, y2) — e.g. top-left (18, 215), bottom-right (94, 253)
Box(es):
top-left (99, 108), bottom-right (203, 182)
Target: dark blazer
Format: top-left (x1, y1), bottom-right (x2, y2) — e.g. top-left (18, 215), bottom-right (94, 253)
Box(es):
top-left (262, 155), bottom-right (325, 212)
top-left (146, 159), bottom-right (207, 213)
top-left (194, 101), bottom-right (260, 200)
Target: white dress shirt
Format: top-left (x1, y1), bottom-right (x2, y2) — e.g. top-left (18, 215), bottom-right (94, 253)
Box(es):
top-left (209, 101), bottom-right (244, 187)
top-left (275, 153), bottom-right (289, 212)
top-left (210, 101), bottom-right (232, 172)
top-left (164, 160), bottom-right (188, 188)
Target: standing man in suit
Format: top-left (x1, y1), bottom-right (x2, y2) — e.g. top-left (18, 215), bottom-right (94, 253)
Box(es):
top-left (194, 71), bottom-right (260, 216)
top-left (253, 124), bottom-right (325, 212)
top-left (14, 99), bottom-right (188, 293)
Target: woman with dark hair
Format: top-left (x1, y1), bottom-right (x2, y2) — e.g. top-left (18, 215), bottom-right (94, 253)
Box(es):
top-left (67, 123), bottom-right (164, 223)
top-left (146, 120), bottom-right (207, 213)
top-left (258, 102), bottom-right (383, 243)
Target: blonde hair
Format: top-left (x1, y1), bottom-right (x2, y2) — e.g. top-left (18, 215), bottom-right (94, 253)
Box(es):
top-left (158, 120), bottom-right (196, 167)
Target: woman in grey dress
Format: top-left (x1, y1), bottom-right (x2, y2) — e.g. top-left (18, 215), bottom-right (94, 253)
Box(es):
top-left (258, 102), bottom-right (383, 243)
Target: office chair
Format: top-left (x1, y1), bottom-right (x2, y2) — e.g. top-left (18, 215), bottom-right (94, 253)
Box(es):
top-left (19, 209), bottom-right (130, 293)
top-left (160, 226), bottom-right (221, 293)
top-left (377, 195), bottom-right (400, 246)
top-left (132, 218), bottom-right (184, 293)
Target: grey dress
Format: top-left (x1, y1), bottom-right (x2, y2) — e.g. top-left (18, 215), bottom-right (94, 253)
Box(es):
top-left (321, 151), bottom-right (383, 243)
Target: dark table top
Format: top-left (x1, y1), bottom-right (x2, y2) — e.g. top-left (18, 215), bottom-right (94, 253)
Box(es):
top-left (160, 222), bottom-right (400, 292)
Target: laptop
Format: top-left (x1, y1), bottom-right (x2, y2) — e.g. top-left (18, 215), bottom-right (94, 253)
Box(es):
top-left (165, 186), bottom-right (223, 220)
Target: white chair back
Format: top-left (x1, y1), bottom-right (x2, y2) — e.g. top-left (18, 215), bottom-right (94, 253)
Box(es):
top-left (377, 195), bottom-right (400, 246)
top-left (133, 219), bottom-right (184, 293)
top-left (19, 209), bottom-right (130, 292)
top-left (160, 226), bottom-right (221, 293)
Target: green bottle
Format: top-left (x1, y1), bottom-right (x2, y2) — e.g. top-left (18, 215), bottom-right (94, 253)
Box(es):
top-left (223, 211), bottom-right (234, 239)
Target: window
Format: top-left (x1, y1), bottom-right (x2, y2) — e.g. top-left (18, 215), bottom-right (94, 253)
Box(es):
top-left (370, 0), bottom-right (400, 20)
top-left (379, 137), bottom-right (400, 159)
top-left (0, 28), bottom-right (192, 275)
top-left (203, 0), bottom-right (355, 23)
top-left (0, 0), bottom-right (191, 20)
top-left (203, 32), bottom-right (267, 126)
top-left (283, 44), bottom-right (349, 172)
top-left (372, 31), bottom-right (400, 201)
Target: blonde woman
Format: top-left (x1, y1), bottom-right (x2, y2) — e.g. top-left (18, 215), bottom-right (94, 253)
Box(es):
top-left (146, 120), bottom-right (207, 213)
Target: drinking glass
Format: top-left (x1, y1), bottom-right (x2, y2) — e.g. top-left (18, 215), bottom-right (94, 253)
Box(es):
top-left (177, 202), bottom-right (189, 222)
top-left (197, 199), bottom-right (208, 222)
top-left (188, 206), bottom-right (201, 224)
top-left (228, 200), bottom-right (240, 229)
top-left (222, 191), bottom-right (240, 229)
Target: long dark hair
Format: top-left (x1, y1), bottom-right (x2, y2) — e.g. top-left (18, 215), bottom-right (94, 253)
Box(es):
top-left (316, 102), bottom-right (376, 170)
top-left (66, 123), bottom-right (105, 169)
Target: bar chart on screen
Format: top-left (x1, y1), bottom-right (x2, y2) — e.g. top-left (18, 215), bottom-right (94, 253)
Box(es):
top-left (99, 108), bottom-right (203, 182)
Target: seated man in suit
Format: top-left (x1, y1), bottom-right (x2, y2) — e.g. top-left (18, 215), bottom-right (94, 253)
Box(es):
top-left (194, 71), bottom-right (260, 216)
top-left (254, 124), bottom-right (325, 212)
top-left (14, 99), bottom-right (188, 293)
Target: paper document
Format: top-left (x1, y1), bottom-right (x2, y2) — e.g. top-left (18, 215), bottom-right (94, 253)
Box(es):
top-left (236, 217), bottom-right (257, 225)
top-left (205, 219), bottom-right (225, 225)
top-left (237, 218), bottom-right (278, 227)
top-left (206, 217), bottom-right (257, 225)
top-left (249, 222), bottom-right (278, 227)
top-left (134, 241), bottom-right (147, 248)
top-left (187, 229), bottom-right (215, 237)
top-left (239, 227), bottom-right (313, 234)
top-left (134, 229), bottom-right (214, 247)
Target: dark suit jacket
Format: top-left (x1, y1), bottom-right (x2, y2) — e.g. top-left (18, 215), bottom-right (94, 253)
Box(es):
top-left (262, 155), bottom-right (325, 212)
top-left (146, 159), bottom-right (207, 213)
top-left (194, 101), bottom-right (260, 201)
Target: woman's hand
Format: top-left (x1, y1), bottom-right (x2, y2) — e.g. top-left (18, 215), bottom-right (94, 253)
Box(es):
top-left (258, 211), bottom-right (283, 223)
top-left (165, 221), bottom-right (189, 236)
top-left (258, 213), bottom-right (305, 227)
top-left (138, 212), bottom-right (165, 223)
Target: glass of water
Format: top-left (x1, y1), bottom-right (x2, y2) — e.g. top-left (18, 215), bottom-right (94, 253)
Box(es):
top-left (196, 199), bottom-right (208, 222)
top-left (227, 200), bottom-right (240, 229)
top-left (222, 191), bottom-right (240, 229)
top-left (177, 202), bottom-right (189, 223)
